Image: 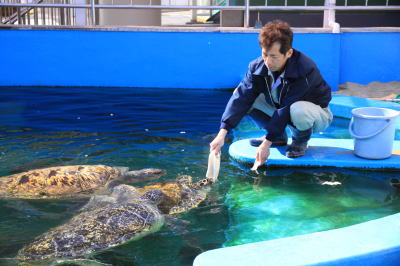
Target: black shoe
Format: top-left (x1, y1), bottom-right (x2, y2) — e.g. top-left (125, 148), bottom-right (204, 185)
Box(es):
top-left (286, 142), bottom-right (308, 158)
top-left (289, 127), bottom-right (312, 144)
top-left (249, 136), bottom-right (288, 147)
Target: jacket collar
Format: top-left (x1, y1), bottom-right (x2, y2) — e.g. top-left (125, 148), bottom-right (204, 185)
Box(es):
top-left (284, 49), bottom-right (301, 79)
top-left (253, 59), bottom-right (268, 76)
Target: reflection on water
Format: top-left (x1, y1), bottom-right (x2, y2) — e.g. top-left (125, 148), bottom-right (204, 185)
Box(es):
top-left (0, 87), bottom-right (399, 265)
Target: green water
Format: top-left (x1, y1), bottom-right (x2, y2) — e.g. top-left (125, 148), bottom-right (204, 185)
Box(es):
top-left (224, 169), bottom-right (400, 247)
top-left (0, 87), bottom-right (399, 265)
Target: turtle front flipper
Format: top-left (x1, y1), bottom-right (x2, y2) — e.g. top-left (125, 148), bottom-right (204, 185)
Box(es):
top-left (80, 195), bottom-right (117, 212)
top-left (168, 189), bottom-right (207, 215)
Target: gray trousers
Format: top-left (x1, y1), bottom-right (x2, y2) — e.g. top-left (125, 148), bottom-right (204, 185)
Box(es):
top-left (251, 94), bottom-right (333, 132)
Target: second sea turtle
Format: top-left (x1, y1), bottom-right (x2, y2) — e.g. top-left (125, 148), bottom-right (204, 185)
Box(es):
top-left (0, 164), bottom-right (165, 199)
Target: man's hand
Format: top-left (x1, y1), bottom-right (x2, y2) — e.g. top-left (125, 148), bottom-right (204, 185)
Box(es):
top-left (251, 139), bottom-right (272, 171)
top-left (210, 129), bottom-right (227, 154)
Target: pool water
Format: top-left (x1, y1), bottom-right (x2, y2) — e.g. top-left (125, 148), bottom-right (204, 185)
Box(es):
top-left (224, 168), bottom-right (400, 247)
top-left (0, 87), bottom-right (399, 265)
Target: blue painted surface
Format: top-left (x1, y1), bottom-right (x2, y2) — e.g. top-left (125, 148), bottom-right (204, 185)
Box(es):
top-left (0, 30), bottom-right (251, 88)
top-left (0, 29), bottom-right (398, 90)
top-left (229, 138), bottom-right (400, 169)
top-left (331, 95), bottom-right (400, 139)
top-left (293, 33), bottom-right (340, 91)
top-left (340, 32), bottom-right (400, 85)
top-left (331, 95), bottom-right (400, 121)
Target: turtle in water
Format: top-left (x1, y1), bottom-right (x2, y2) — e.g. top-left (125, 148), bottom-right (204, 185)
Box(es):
top-left (0, 165), bottom-right (166, 199)
top-left (16, 176), bottom-right (214, 261)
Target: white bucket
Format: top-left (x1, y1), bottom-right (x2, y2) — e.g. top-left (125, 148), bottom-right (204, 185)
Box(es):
top-left (349, 107), bottom-right (400, 159)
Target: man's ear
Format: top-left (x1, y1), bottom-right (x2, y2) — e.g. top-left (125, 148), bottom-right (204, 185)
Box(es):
top-left (286, 48), bottom-right (293, 58)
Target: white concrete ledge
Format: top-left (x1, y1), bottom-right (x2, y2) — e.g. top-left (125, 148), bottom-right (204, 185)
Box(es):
top-left (1, 24), bottom-right (399, 33)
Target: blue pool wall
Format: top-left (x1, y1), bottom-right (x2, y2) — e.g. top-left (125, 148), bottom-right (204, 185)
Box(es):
top-left (0, 28), bottom-right (399, 90)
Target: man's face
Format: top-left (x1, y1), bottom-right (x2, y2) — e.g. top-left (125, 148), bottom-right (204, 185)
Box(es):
top-left (262, 42), bottom-right (293, 72)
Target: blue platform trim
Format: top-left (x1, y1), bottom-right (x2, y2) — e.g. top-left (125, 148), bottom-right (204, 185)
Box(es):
top-left (331, 95), bottom-right (400, 134)
top-left (229, 138), bottom-right (400, 169)
top-left (193, 212), bottom-right (400, 266)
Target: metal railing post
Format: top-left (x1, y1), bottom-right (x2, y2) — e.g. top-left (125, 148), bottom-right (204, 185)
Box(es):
top-left (323, 0), bottom-right (340, 33)
top-left (244, 0), bottom-right (249, 27)
top-left (75, 0), bottom-right (86, 25)
top-left (191, 0), bottom-right (197, 23)
top-left (90, 0), bottom-right (95, 25)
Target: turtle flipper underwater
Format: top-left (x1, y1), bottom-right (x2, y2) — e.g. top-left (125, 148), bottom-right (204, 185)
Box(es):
top-left (17, 188), bottom-right (166, 261)
top-left (0, 165), bottom-right (165, 199)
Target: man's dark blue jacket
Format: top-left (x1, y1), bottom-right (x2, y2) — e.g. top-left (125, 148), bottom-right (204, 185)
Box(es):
top-left (220, 49), bottom-right (332, 142)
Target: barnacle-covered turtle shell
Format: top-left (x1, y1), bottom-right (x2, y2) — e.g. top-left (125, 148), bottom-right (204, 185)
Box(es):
top-left (17, 201), bottom-right (164, 260)
top-left (0, 165), bottom-right (121, 199)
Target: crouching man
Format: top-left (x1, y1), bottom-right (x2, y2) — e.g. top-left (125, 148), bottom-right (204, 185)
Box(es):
top-left (210, 20), bottom-right (333, 171)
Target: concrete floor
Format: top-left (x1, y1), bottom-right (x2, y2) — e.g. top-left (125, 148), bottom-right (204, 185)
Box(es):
top-left (162, 9), bottom-right (213, 26)
top-left (335, 81), bottom-right (400, 100)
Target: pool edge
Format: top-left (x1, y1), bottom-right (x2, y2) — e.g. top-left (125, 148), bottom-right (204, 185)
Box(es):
top-left (193, 212), bottom-right (400, 266)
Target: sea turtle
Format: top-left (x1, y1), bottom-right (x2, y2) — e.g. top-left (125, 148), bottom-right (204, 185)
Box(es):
top-left (0, 165), bottom-right (165, 199)
top-left (16, 176), bottom-right (213, 261)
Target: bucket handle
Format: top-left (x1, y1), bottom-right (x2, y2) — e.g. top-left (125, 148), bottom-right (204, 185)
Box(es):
top-left (349, 117), bottom-right (393, 140)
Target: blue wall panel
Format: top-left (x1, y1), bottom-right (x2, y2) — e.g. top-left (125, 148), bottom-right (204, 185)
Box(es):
top-left (1, 30), bottom-right (257, 89)
top-left (0, 29), bottom-right (398, 90)
top-left (294, 33), bottom-right (340, 91)
top-left (340, 32), bottom-right (400, 85)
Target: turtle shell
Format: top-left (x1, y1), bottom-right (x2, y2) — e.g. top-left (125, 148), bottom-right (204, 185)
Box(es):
top-left (0, 165), bottom-right (121, 199)
top-left (17, 201), bottom-right (164, 260)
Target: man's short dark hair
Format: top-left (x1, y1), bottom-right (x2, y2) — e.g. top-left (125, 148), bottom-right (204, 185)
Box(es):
top-left (259, 20), bottom-right (293, 55)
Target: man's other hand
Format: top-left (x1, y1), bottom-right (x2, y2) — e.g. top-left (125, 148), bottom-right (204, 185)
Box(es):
top-left (251, 139), bottom-right (272, 171)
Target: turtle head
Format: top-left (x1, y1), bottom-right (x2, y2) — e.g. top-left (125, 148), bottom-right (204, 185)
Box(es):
top-left (140, 189), bottom-right (166, 206)
top-left (193, 178), bottom-right (214, 189)
top-left (120, 168), bottom-right (166, 183)
top-left (115, 166), bottom-right (130, 175)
